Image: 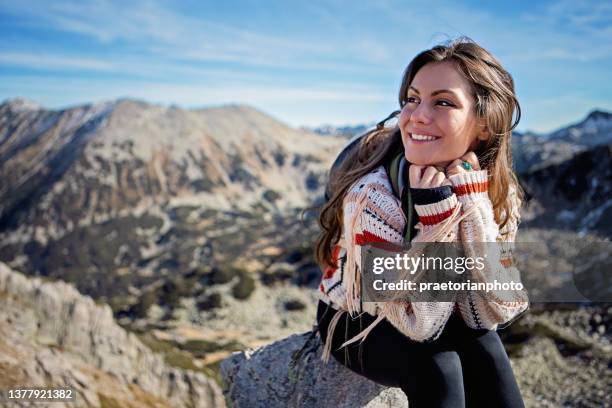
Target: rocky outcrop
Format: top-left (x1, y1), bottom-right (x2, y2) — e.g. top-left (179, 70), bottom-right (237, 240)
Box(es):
top-left (220, 331), bottom-right (408, 408)
top-left (0, 262), bottom-right (225, 408)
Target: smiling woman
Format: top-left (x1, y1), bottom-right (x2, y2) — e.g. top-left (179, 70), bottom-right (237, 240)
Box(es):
top-left (313, 37), bottom-right (528, 408)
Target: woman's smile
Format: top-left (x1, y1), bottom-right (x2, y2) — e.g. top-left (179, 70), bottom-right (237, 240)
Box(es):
top-left (408, 132), bottom-right (442, 143)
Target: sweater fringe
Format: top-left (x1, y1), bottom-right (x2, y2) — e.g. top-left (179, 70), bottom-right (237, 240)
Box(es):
top-left (321, 308), bottom-right (346, 364)
top-left (344, 185), bottom-right (374, 317)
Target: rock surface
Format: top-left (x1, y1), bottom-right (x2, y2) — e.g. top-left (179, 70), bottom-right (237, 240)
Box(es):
top-left (220, 331), bottom-right (408, 408)
top-left (0, 262), bottom-right (225, 408)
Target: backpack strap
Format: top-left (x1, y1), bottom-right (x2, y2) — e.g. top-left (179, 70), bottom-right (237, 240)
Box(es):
top-left (384, 151), bottom-right (416, 242)
top-left (384, 152), bottom-right (402, 198)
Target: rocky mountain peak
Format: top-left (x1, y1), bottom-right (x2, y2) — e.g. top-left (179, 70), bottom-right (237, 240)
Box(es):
top-left (585, 109), bottom-right (612, 122)
top-left (0, 97), bottom-right (42, 112)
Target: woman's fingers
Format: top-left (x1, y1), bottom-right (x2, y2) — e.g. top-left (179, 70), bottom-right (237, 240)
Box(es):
top-left (432, 171), bottom-right (447, 187)
top-left (409, 165), bottom-right (448, 188)
top-left (461, 152), bottom-right (481, 170)
top-left (445, 159), bottom-right (464, 177)
top-left (420, 166), bottom-right (439, 186)
top-left (445, 152), bottom-right (481, 177)
top-left (409, 165), bottom-right (424, 186)
top-left (411, 153), bottom-right (480, 188)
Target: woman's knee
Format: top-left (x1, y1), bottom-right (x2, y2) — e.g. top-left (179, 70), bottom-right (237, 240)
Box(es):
top-left (431, 351), bottom-right (464, 383)
top-left (403, 351), bottom-right (463, 388)
top-left (463, 331), bottom-right (511, 371)
top-left (400, 351), bottom-right (465, 407)
top-left (461, 332), bottom-right (525, 407)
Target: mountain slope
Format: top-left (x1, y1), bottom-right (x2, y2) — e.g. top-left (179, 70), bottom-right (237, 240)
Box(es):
top-left (520, 143), bottom-right (612, 237)
top-left (0, 98), bottom-right (342, 237)
top-left (0, 98), bottom-right (342, 306)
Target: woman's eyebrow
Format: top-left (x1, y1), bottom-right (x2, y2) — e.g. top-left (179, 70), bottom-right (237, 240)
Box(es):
top-left (408, 86), bottom-right (457, 97)
top-left (431, 89), bottom-right (457, 97)
top-left (408, 86), bottom-right (420, 94)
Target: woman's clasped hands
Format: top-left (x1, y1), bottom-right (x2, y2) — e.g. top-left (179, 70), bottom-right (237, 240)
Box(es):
top-left (409, 151), bottom-right (481, 189)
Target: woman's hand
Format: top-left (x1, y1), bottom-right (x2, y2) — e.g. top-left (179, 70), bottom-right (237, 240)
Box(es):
top-left (409, 165), bottom-right (452, 188)
top-left (445, 152), bottom-right (481, 177)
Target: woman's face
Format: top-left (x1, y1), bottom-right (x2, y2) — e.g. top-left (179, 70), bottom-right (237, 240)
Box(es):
top-left (399, 61), bottom-right (487, 167)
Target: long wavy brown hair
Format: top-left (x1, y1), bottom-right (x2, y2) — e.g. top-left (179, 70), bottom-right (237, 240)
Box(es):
top-left (315, 37), bottom-right (523, 269)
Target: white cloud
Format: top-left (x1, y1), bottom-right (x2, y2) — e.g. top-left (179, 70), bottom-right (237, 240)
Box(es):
top-left (0, 0), bottom-right (375, 71)
top-left (0, 74), bottom-right (386, 106)
top-left (0, 52), bottom-right (116, 71)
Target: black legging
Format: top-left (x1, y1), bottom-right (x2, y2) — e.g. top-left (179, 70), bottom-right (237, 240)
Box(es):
top-left (316, 300), bottom-right (525, 408)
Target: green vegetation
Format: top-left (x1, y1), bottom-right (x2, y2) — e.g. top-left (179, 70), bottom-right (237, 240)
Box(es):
top-left (291, 153), bottom-right (322, 167)
top-left (190, 178), bottom-right (216, 192)
top-left (137, 333), bottom-right (227, 389)
top-left (196, 293), bottom-right (222, 311)
top-left (262, 189), bottom-right (281, 203)
top-left (207, 266), bottom-right (236, 285)
top-left (283, 299), bottom-right (306, 311)
top-left (227, 153), bottom-right (260, 190)
top-left (231, 272), bottom-right (255, 300)
top-left (158, 279), bottom-right (191, 308)
top-left (169, 205), bottom-right (199, 221)
top-left (0, 243), bottom-right (20, 263)
top-left (273, 149), bottom-right (286, 166)
top-left (130, 289), bottom-right (158, 319)
top-left (305, 171), bottom-right (319, 190)
top-left (98, 394), bottom-right (122, 408)
top-left (261, 266), bottom-right (293, 286)
top-left (179, 339), bottom-right (244, 357)
top-left (38, 213), bottom-right (163, 297)
top-left (122, 263), bottom-right (255, 319)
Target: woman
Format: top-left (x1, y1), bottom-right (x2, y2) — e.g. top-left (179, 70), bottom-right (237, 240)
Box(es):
top-left (314, 38), bottom-right (529, 407)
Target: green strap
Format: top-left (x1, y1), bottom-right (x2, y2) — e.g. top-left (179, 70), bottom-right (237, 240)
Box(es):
top-left (384, 152), bottom-right (414, 243)
top-left (401, 174), bottom-right (413, 243)
top-left (384, 152), bottom-right (402, 197)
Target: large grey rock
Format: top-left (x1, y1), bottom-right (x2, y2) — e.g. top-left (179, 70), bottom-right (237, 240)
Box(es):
top-left (220, 331), bottom-right (408, 408)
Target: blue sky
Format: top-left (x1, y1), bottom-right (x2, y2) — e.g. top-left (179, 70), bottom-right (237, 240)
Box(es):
top-left (0, 0), bottom-right (611, 133)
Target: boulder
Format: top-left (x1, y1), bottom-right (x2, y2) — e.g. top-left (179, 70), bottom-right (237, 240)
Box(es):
top-left (220, 331), bottom-right (408, 408)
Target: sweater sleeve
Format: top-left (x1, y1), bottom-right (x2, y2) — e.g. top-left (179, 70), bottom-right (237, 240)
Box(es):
top-left (449, 171), bottom-right (530, 330)
top-left (412, 187), bottom-right (460, 242)
top-left (340, 177), bottom-right (458, 343)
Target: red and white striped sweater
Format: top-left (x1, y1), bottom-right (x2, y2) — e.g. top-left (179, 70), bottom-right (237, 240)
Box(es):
top-left (318, 165), bottom-right (529, 363)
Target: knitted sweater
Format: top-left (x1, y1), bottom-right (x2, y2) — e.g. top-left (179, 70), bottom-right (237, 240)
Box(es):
top-left (318, 165), bottom-right (530, 363)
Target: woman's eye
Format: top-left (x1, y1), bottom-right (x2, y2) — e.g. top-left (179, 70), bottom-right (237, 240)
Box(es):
top-left (437, 100), bottom-right (454, 107)
top-left (406, 96), bottom-right (419, 104)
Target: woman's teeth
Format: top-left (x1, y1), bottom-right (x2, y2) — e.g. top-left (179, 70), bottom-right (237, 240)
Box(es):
top-left (411, 133), bottom-right (439, 141)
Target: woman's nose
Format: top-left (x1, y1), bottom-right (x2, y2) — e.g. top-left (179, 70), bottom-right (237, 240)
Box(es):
top-left (410, 102), bottom-right (433, 125)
